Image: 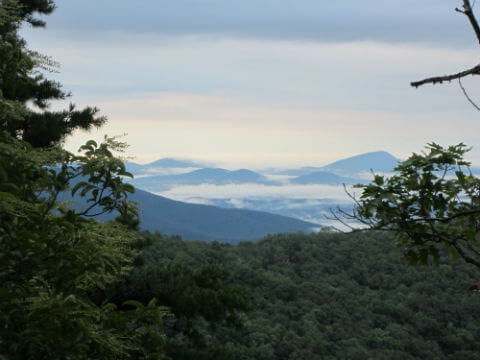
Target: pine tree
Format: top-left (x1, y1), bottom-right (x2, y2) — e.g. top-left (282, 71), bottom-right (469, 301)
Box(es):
top-left (0, 0), bottom-right (106, 148)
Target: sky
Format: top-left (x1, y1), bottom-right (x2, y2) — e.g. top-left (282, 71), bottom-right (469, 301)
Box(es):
top-left (21, 0), bottom-right (480, 168)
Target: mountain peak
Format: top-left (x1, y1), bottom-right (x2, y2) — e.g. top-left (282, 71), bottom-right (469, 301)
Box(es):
top-left (321, 151), bottom-right (399, 175)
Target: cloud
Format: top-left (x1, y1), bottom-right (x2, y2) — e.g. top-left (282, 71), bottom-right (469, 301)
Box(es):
top-left (22, 8), bottom-right (480, 167)
top-left (47, 0), bottom-right (467, 46)
top-left (26, 32), bottom-right (479, 111)
top-left (157, 183), bottom-right (356, 203)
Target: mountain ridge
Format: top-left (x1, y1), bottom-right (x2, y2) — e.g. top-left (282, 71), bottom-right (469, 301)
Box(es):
top-left (121, 150), bottom-right (401, 231)
top-left (88, 188), bottom-right (318, 243)
top-left (133, 167), bottom-right (278, 189)
top-left (127, 150), bottom-right (400, 179)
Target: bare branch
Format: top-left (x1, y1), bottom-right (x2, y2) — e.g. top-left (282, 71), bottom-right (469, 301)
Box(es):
top-left (327, 208), bottom-right (358, 231)
top-left (411, 1), bottom-right (480, 88)
top-left (411, 64), bottom-right (480, 88)
top-left (458, 78), bottom-right (480, 110)
top-left (461, 0), bottom-right (480, 45)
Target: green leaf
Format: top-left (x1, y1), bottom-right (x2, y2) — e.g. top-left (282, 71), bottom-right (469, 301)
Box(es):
top-left (123, 300), bottom-right (144, 310)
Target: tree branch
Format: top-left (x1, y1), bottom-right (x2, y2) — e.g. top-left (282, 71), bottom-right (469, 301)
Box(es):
top-left (453, 241), bottom-right (480, 268)
top-left (411, 64), bottom-right (480, 88)
top-left (458, 78), bottom-right (480, 110)
top-left (458, 0), bottom-right (480, 45)
top-left (411, 1), bottom-right (480, 88)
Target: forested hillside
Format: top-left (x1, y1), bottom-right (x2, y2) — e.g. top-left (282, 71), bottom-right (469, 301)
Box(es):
top-left (136, 231), bottom-right (480, 359)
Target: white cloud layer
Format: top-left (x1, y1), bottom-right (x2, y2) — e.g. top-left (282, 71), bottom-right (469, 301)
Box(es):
top-left (159, 183), bottom-right (357, 203)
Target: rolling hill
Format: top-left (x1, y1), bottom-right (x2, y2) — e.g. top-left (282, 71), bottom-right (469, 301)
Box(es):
top-left (78, 188), bottom-right (318, 243)
top-left (125, 158), bottom-right (207, 175)
top-left (132, 168), bottom-right (278, 190)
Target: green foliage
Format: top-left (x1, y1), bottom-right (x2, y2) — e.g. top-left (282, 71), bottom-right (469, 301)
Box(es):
top-left (0, 1), bottom-right (166, 357)
top-left (0, 132), bottom-right (167, 359)
top-left (349, 143), bottom-right (480, 268)
top-left (139, 231), bottom-right (480, 359)
top-left (115, 233), bottom-right (255, 359)
top-left (70, 135), bottom-right (139, 228)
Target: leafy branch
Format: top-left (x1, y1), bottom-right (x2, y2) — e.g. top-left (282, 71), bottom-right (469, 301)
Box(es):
top-left (69, 136), bottom-right (138, 227)
top-left (334, 143), bottom-right (480, 267)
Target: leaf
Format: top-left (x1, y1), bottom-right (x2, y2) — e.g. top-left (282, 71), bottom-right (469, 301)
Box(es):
top-left (123, 300), bottom-right (144, 310)
top-left (71, 181), bottom-right (90, 196)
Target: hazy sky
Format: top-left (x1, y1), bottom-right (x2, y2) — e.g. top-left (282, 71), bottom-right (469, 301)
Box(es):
top-left (22, 0), bottom-right (480, 168)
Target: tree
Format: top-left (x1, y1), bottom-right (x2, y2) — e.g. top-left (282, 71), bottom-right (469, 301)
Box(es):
top-left (0, 0), bottom-right (105, 147)
top-left (339, 143), bottom-right (480, 268)
top-left (0, 130), bottom-right (167, 359)
top-left (0, 1), bottom-right (166, 358)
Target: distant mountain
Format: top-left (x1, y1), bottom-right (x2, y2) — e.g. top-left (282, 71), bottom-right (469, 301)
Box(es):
top-left (125, 158), bottom-right (207, 175)
top-left (128, 152), bottom-right (400, 181)
top-left (91, 188), bottom-right (317, 243)
top-left (263, 151), bottom-right (400, 177)
top-left (290, 171), bottom-right (364, 185)
top-left (125, 162), bottom-right (146, 174)
top-left (320, 151), bottom-right (399, 175)
top-left (144, 158), bottom-right (206, 168)
top-left (176, 168), bottom-right (272, 184)
top-left (132, 168), bottom-right (278, 189)
top-left (56, 150), bottom-right (407, 243)
top-left (136, 189), bottom-right (316, 242)
top-left (63, 182), bottom-right (317, 243)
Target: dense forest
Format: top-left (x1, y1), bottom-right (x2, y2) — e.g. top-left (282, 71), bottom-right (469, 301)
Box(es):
top-left (132, 231), bottom-right (480, 359)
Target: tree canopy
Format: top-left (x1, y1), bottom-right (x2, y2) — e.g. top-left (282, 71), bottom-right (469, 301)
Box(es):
top-left (137, 231), bottom-right (480, 359)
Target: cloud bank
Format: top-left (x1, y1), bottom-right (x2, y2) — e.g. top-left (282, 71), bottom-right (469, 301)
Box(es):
top-left (48, 0), bottom-right (468, 46)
